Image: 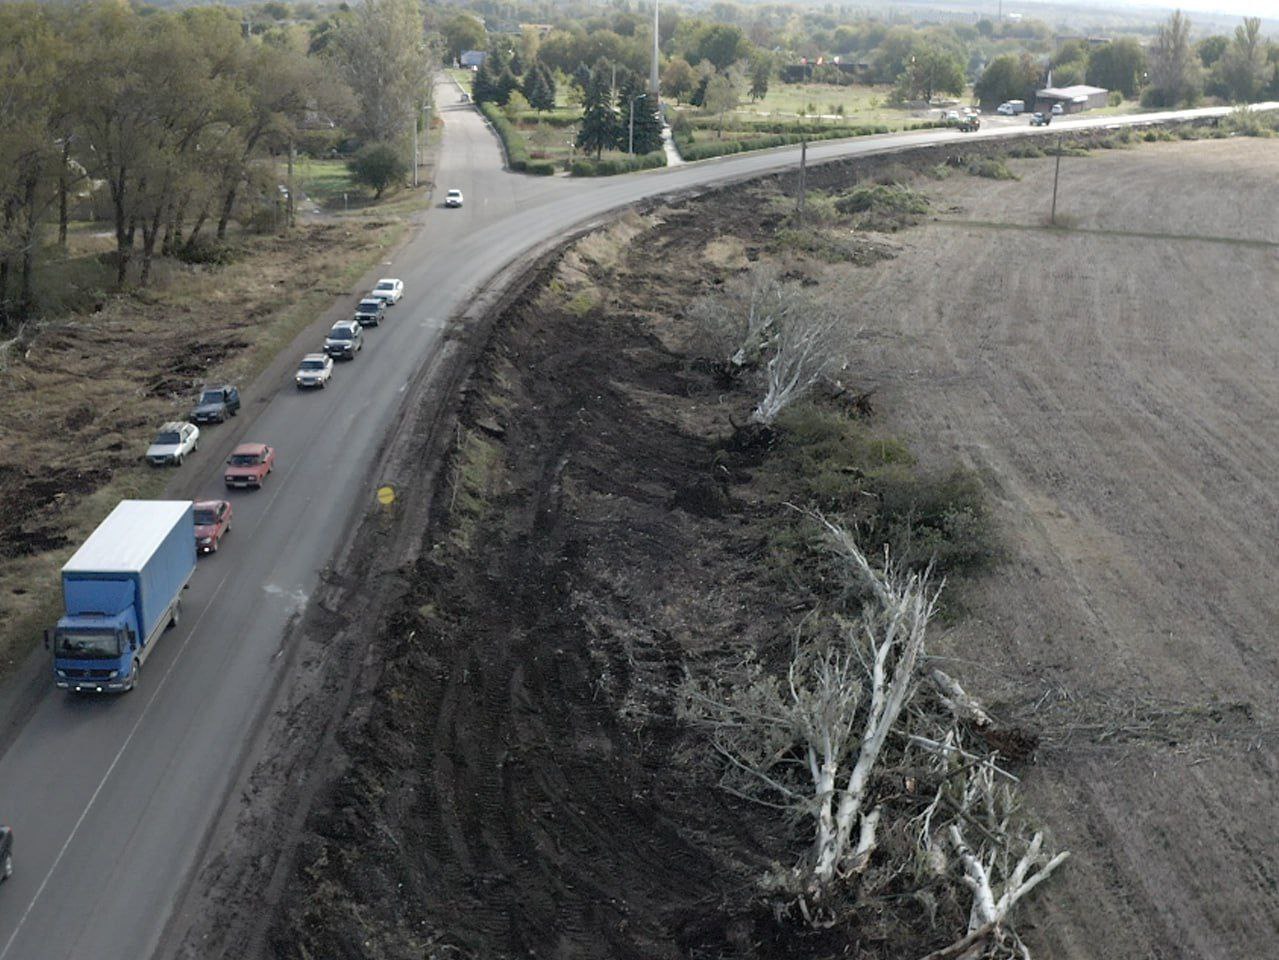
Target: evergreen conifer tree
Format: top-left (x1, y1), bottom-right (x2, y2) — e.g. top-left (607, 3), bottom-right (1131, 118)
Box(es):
top-left (576, 59), bottom-right (620, 159)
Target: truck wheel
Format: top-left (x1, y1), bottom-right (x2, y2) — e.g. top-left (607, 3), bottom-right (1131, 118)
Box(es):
top-left (2, 853), bottom-right (11, 880)
top-left (169, 600), bottom-right (182, 629)
top-left (174, 453), bottom-right (183, 466)
top-left (126, 662), bottom-right (141, 692)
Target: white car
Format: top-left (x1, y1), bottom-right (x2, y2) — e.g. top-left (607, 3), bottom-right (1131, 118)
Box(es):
top-left (369, 278), bottom-right (403, 305)
top-left (146, 421), bottom-right (200, 466)
top-left (1051, 103), bottom-right (1064, 115)
top-left (997, 102), bottom-right (1015, 115)
top-left (445, 189), bottom-right (464, 208)
top-left (295, 353), bottom-right (334, 389)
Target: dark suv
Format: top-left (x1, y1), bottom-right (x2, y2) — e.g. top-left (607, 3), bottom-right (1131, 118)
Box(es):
top-left (324, 321), bottom-right (364, 360)
top-left (190, 385), bottom-right (241, 424)
top-left (1, 824), bottom-right (11, 884)
top-left (353, 298), bottom-right (386, 327)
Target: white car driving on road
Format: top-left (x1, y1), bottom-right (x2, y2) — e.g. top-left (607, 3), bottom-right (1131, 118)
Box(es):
top-left (295, 353), bottom-right (334, 389)
top-left (445, 189), bottom-right (464, 208)
top-left (369, 278), bottom-right (403, 305)
top-left (146, 421), bottom-right (200, 466)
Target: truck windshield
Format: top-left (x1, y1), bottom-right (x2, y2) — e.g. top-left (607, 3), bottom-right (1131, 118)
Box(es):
top-left (55, 630), bottom-right (122, 659)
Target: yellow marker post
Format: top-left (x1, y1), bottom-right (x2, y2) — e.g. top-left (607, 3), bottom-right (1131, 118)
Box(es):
top-left (376, 485), bottom-right (396, 506)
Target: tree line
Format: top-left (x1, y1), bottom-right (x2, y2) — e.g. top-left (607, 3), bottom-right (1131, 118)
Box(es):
top-left (0, 0), bottom-right (434, 330)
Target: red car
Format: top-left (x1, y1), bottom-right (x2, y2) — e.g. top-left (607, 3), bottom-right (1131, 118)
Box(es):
top-left (193, 499), bottom-right (232, 554)
top-left (224, 443), bottom-right (275, 489)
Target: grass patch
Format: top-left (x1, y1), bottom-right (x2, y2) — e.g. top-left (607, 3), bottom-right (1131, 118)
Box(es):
top-left (443, 428), bottom-right (503, 552)
top-left (294, 157), bottom-right (362, 207)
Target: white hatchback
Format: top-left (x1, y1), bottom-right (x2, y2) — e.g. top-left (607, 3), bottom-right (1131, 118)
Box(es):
top-left (146, 421), bottom-right (200, 466)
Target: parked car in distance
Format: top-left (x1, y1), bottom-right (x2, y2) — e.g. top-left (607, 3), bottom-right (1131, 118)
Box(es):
top-left (369, 278), bottom-right (403, 305)
top-left (224, 443), bottom-right (275, 489)
top-left (1051, 102), bottom-right (1064, 115)
top-left (1030, 112), bottom-right (1052, 126)
top-left (1, 823), bottom-right (12, 883)
top-left (295, 353), bottom-right (333, 389)
top-left (324, 321), bottom-right (363, 360)
top-left (353, 298), bottom-right (386, 327)
top-left (190, 384), bottom-right (240, 424)
top-left (146, 422), bottom-right (200, 466)
top-left (193, 499), bottom-right (232, 554)
top-left (997, 99), bottom-right (1025, 115)
top-left (445, 189), bottom-right (464, 207)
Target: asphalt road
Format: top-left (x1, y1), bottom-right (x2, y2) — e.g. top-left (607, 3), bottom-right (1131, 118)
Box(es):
top-left (0, 85), bottom-right (1272, 960)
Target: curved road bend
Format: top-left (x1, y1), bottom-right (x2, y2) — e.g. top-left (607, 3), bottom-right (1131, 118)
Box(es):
top-left (0, 84), bottom-right (1272, 960)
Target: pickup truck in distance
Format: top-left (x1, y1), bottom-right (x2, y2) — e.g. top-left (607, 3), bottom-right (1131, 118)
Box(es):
top-left (190, 384), bottom-right (240, 424)
top-left (224, 442), bottom-right (275, 489)
top-left (50, 500), bottom-right (195, 693)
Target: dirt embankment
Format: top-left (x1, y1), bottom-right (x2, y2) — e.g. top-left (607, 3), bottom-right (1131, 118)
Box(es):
top-left (257, 133), bottom-right (1279, 960)
top-left (263, 174), bottom-right (1003, 954)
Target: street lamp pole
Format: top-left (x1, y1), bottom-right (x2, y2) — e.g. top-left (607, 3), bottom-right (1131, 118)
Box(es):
top-left (629, 93), bottom-right (646, 154)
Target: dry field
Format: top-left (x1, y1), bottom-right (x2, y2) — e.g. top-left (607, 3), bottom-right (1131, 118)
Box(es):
top-left (855, 137), bottom-right (1279, 957)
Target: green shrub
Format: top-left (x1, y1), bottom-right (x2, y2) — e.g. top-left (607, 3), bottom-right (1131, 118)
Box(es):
top-left (967, 157), bottom-right (1018, 180)
top-left (568, 152), bottom-right (666, 177)
top-left (524, 160), bottom-right (556, 176)
top-left (835, 183), bottom-right (930, 216)
top-left (175, 238), bottom-right (238, 265)
top-left (480, 101), bottom-right (530, 171)
top-left (1005, 144), bottom-right (1044, 159)
top-left (759, 403), bottom-right (993, 577)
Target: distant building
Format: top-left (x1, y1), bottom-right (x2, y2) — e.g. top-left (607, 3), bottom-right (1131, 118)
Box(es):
top-left (459, 50), bottom-right (487, 69)
top-left (1035, 84), bottom-right (1109, 114)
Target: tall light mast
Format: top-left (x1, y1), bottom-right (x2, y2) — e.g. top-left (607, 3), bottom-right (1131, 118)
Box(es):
top-left (649, 0), bottom-right (660, 101)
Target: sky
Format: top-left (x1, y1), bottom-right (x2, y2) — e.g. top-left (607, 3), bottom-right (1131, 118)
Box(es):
top-left (1063, 0), bottom-right (1275, 17)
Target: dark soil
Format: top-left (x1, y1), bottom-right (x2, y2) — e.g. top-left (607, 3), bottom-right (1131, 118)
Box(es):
top-left (264, 185), bottom-right (995, 959)
top-left (0, 464), bottom-right (109, 559)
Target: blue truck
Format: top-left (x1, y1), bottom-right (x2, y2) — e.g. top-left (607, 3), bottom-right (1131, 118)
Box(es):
top-left (49, 501), bottom-right (195, 693)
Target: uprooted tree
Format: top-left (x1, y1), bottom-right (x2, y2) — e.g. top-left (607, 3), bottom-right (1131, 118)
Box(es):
top-left (680, 513), bottom-right (1067, 956)
top-left (686, 265), bottom-right (844, 423)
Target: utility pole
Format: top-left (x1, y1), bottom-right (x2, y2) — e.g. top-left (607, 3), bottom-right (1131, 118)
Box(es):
top-left (412, 101), bottom-right (419, 188)
top-left (649, 0), bottom-right (660, 100)
top-left (1050, 134), bottom-right (1062, 225)
top-left (286, 140), bottom-right (295, 228)
top-left (796, 138), bottom-right (808, 221)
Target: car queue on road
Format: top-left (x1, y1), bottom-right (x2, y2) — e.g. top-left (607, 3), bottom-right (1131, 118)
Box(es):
top-left (133, 276), bottom-right (405, 558)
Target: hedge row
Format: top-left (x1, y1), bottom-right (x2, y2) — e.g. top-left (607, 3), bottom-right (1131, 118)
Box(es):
top-left (570, 152), bottom-right (667, 177)
top-left (676, 121), bottom-right (948, 162)
top-left (479, 101), bottom-right (555, 175)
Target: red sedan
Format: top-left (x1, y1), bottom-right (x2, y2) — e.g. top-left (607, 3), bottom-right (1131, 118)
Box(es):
top-left (193, 499), bottom-right (232, 554)
top-left (224, 442), bottom-right (275, 489)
